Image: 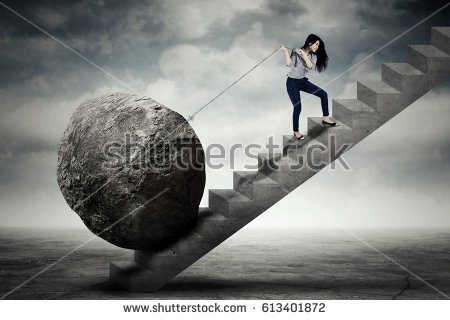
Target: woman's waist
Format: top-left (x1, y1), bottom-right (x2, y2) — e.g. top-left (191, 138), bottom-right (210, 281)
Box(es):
top-left (287, 69), bottom-right (309, 76)
top-left (287, 76), bottom-right (308, 81)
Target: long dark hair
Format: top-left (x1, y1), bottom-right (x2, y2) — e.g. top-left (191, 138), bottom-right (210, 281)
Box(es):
top-left (289, 34), bottom-right (329, 73)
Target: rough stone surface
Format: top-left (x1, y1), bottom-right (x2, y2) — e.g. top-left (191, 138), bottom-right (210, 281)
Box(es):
top-left (57, 92), bottom-right (206, 250)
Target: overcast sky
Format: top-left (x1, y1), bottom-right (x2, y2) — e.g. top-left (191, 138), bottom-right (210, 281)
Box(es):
top-left (0, 0), bottom-right (449, 231)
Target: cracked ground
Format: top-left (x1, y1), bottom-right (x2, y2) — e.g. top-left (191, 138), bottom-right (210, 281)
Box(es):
top-left (0, 227), bottom-right (449, 299)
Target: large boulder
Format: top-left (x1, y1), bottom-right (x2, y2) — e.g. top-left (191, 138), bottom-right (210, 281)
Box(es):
top-left (57, 92), bottom-right (206, 250)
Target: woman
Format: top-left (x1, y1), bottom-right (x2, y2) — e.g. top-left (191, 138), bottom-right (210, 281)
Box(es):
top-left (279, 34), bottom-right (338, 140)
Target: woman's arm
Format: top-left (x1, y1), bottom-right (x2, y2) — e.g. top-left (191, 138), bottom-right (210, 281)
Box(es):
top-left (284, 50), bottom-right (292, 65)
top-left (278, 46), bottom-right (292, 65)
top-left (296, 49), bottom-right (314, 69)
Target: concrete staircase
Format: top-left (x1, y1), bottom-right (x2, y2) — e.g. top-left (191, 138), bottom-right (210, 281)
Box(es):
top-left (110, 26), bottom-right (450, 292)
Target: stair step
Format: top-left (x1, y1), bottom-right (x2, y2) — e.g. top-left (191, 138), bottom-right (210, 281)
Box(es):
top-left (257, 151), bottom-right (291, 172)
top-left (332, 99), bottom-right (384, 132)
top-left (209, 189), bottom-right (260, 220)
top-left (129, 208), bottom-right (235, 258)
top-left (381, 62), bottom-right (427, 92)
top-left (233, 170), bottom-right (288, 208)
top-left (233, 170), bottom-right (282, 195)
top-left (138, 230), bottom-right (206, 256)
top-left (357, 80), bottom-right (403, 115)
top-left (257, 149), bottom-right (325, 191)
top-left (282, 134), bottom-right (330, 163)
top-left (110, 261), bottom-right (173, 293)
top-left (257, 152), bottom-right (283, 174)
top-left (134, 251), bottom-right (207, 270)
top-left (431, 27), bottom-right (450, 55)
top-left (198, 206), bottom-right (224, 218)
top-left (406, 44), bottom-right (449, 74)
top-left (193, 207), bottom-right (239, 239)
top-left (133, 228), bottom-right (221, 268)
top-left (307, 117), bottom-right (355, 152)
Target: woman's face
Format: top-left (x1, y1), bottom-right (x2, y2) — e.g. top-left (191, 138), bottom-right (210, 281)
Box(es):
top-left (309, 40), bottom-right (320, 52)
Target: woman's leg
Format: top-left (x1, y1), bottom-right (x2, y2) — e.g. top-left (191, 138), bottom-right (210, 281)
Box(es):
top-left (286, 78), bottom-right (302, 132)
top-left (301, 79), bottom-right (329, 116)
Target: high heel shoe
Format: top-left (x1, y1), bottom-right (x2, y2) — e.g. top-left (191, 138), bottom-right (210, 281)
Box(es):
top-left (322, 119), bottom-right (339, 127)
top-left (293, 132), bottom-right (305, 140)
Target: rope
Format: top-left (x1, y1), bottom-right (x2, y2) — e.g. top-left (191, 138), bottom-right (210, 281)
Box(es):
top-left (186, 46), bottom-right (284, 122)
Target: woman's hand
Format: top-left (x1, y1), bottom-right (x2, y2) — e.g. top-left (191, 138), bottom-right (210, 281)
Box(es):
top-left (278, 45), bottom-right (288, 52)
top-left (295, 48), bottom-right (306, 57)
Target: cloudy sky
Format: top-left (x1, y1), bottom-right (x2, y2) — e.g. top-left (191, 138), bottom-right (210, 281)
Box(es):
top-left (0, 0), bottom-right (449, 231)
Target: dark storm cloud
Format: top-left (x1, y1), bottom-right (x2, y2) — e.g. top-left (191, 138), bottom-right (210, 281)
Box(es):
top-left (266, 0), bottom-right (308, 16)
top-left (0, 0), bottom-right (167, 90)
top-left (0, 0), bottom-right (165, 39)
top-left (356, 0), bottom-right (450, 28)
top-left (354, 0), bottom-right (450, 54)
top-left (0, 0), bottom-right (447, 157)
top-left (1, 0), bottom-right (445, 95)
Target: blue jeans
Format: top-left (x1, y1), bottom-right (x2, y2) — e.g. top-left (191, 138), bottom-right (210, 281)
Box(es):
top-left (286, 76), bottom-right (329, 132)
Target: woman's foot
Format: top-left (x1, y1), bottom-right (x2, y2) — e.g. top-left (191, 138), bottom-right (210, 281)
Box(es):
top-left (323, 116), bottom-right (334, 124)
top-left (322, 116), bottom-right (339, 126)
top-left (293, 131), bottom-right (305, 140)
